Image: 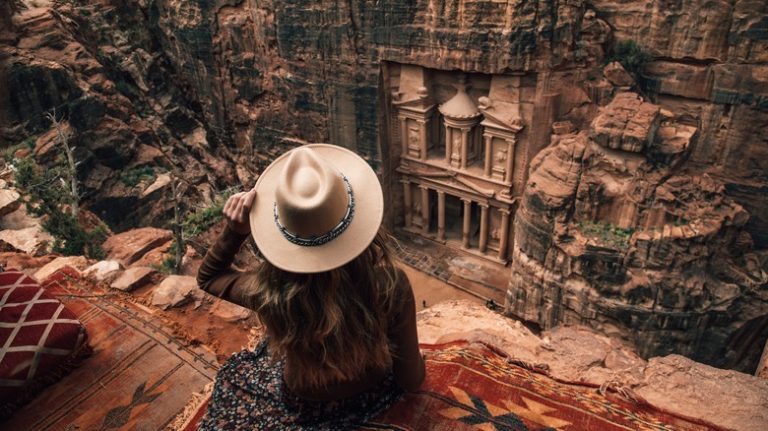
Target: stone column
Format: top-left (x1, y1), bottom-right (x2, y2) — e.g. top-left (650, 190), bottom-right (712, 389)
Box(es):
top-left (419, 120), bottom-right (427, 160)
top-left (419, 185), bottom-right (429, 235)
top-left (461, 198), bottom-right (472, 249)
top-left (484, 135), bottom-right (492, 177)
top-left (444, 125), bottom-right (451, 164)
top-left (479, 204), bottom-right (489, 253)
top-left (505, 138), bottom-right (515, 184)
top-left (460, 129), bottom-right (468, 169)
top-left (400, 116), bottom-right (408, 157)
top-left (437, 190), bottom-right (446, 242)
top-left (402, 180), bottom-right (412, 228)
top-left (498, 208), bottom-right (511, 260)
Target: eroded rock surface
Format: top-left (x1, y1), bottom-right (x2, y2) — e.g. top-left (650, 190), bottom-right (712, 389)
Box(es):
top-left (0, 225), bottom-right (53, 256)
top-left (151, 275), bottom-right (202, 310)
top-left (82, 259), bottom-right (123, 282)
top-left (110, 266), bottom-right (156, 291)
top-left (4, 0), bottom-right (764, 246)
top-left (0, 0), bottom-right (765, 386)
top-left (102, 227), bottom-right (172, 266)
top-left (33, 255), bottom-right (89, 282)
top-left (509, 92), bottom-right (767, 372)
top-left (419, 301), bottom-right (768, 431)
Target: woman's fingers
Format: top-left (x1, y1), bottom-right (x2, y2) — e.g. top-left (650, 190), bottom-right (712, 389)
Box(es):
top-left (232, 195), bottom-right (246, 223)
top-left (224, 192), bottom-right (243, 220)
top-left (219, 189), bottom-right (254, 234)
top-left (222, 195), bottom-right (233, 217)
top-left (242, 189), bottom-right (257, 211)
top-left (221, 189), bottom-right (255, 229)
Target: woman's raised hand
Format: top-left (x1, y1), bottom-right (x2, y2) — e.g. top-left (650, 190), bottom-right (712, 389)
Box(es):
top-left (223, 187), bottom-right (257, 235)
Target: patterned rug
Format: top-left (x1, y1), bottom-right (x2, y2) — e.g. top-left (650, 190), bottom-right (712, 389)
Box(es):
top-left (177, 341), bottom-right (728, 431)
top-left (2, 267), bottom-right (219, 431)
top-left (363, 342), bottom-right (727, 431)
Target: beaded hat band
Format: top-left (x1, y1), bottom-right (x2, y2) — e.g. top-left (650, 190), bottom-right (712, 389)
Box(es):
top-left (249, 144), bottom-right (383, 273)
top-left (273, 175), bottom-right (355, 247)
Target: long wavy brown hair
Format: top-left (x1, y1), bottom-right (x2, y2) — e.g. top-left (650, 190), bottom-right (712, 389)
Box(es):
top-left (247, 230), bottom-right (401, 389)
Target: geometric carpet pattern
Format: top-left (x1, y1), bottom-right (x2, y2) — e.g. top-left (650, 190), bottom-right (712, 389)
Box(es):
top-left (362, 341), bottom-right (727, 431)
top-left (178, 341), bottom-right (728, 431)
top-left (2, 266), bottom-right (218, 430)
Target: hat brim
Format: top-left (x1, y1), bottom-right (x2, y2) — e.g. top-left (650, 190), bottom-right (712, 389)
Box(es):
top-left (250, 144), bottom-right (384, 273)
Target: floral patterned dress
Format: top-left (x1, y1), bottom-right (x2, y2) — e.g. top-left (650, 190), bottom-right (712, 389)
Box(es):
top-left (198, 340), bottom-right (404, 430)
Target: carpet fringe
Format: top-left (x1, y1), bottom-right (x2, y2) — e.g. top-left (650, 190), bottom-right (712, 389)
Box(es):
top-left (165, 382), bottom-right (214, 431)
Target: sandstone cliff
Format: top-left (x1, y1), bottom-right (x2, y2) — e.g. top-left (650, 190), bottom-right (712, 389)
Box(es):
top-left (1, 1), bottom-right (766, 373)
top-left (509, 90), bottom-right (767, 373)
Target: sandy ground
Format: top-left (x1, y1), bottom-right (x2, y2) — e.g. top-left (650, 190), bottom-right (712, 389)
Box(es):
top-left (399, 264), bottom-right (483, 311)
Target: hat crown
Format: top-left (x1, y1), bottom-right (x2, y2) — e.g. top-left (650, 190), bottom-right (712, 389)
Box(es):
top-left (274, 148), bottom-right (349, 238)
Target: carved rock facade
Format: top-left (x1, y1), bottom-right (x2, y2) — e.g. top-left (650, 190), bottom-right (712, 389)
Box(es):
top-left (1, 1), bottom-right (767, 371)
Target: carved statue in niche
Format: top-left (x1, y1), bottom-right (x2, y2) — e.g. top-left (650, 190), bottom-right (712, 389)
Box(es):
top-left (495, 148), bottom-right (507, 164)
top-left (408, 126), bottom-right (420, 157)
top-left (412, 196), bottom-right (423, 227)
top-left (493, 147), bottom-right (507, 179)
top-left (451, 132), bottom-right (462, 167)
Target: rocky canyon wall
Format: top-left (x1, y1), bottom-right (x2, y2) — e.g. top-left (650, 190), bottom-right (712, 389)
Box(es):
top-left (0, 1), bottom-right (766, 370)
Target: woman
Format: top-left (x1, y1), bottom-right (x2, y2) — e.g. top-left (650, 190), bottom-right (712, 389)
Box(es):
top-left (197, 144), bottom-right (425, 430)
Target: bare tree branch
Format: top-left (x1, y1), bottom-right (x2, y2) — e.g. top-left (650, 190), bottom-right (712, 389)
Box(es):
top-left (45, 109), bottom-right (79, 220)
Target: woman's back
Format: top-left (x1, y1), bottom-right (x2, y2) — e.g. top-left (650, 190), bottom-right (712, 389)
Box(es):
top-left (196, 145), bottom-right (424, 428)
top-left (273, 265), bottom-right (421, 401)
top-left (251, 233), bottom-right (400, 395)
top-left (198, 229), bottom-right (424, 401)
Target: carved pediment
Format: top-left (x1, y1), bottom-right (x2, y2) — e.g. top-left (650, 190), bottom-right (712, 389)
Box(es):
top-left (479, 98), bottom-right (524, 132)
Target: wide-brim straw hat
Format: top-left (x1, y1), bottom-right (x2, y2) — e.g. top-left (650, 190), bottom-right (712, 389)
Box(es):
top-left (250, 144), bottom-right (384, 273)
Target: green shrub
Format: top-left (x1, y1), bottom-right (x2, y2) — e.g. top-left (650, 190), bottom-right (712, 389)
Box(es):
top-left (44, 210), bottom-right (85, 255)
top-left (578, 220), bottom-right (635, 250)
top-left (14, 156), bottom-right (68, 216)
top-left (120, 166), bottom-right (157, 187)
top-left (182, 188), bottom-right (238, 238)
top-left (152, 256), bottom-right (177, 276)
top-left (605, 40), bottom-right (652, 77)
top-left (13, 155), bottom-right (106, 258)
top-left (1, 135), bottom-right (37, 162)
top-left (21, 135), bottom-right (37, 149)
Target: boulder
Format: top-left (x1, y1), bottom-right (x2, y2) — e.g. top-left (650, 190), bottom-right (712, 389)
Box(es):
top-left (0, 252), bottom-right (56, 273)
top-left (603, 61), bottom-right (634, 87)
top-left (140, 173), bottom-right (172, 198)
top-left (110, 266), bottom-right (156, 291)
top-left (0, 205), bottom-right (41, 230)
top-left (636, 354), bottom-right (768, 431)
top-left (0, 226), bottom-right (54, 255)
top-left (589, 92), bottom-right (660, 152)
top-left (33, 255), bottom-right (89, 282)
top-left (151, 275), bottom-right (202, 310)
top-left (82, 260), bottom-right (123, 282)
top-left (130, 240), bottom-right (171, 268)
top-left (133, 144), bottom-right (165, 167)
top-left (102, 227), bottom-right (173, 265)
top-left (0, 189), bottom-right (21, 217)
top-left (209, 299), bottom-right (251, 322)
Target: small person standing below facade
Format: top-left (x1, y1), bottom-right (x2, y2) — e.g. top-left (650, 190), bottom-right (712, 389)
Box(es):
top-left (197, 144), bottom-right (425, 429)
